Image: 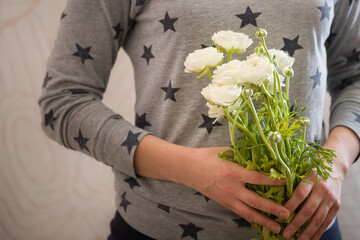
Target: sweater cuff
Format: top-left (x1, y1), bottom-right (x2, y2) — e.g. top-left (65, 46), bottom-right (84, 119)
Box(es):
top-left (97, 116), bottom-right (151, 178)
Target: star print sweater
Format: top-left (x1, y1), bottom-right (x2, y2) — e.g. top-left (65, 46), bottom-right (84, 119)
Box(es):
top-left (39, 0), bottom-right (360, 239)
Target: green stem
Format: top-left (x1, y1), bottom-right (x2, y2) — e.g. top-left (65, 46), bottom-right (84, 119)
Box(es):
top-left (228, 118), bottom-right (236, 147)
top-left (261, 38), bottom-right (272, 62)
top-left (207, 69), bottom-right (213, 82)
top-left (286, 76), bottom-right (290, 102)
top-left (300, 125), bottom-right (306, 152)
top-left (227, 52), bottom-right (232, 62)
top-left (275, 70), bottom-right (288, 122)
top-left (223, 110), bottom-right (257, 145)
top-left (260, 83), bottom-right (274, 103)
top-left (244, 95), bottom-right (276, 160)
top-left (285, 137), bottom-right (291, 159)
top-left (274, 144), bottom-right (293, 198)
top-left (197, 66), bottom-right (211, 80)
top-left (273, 71), bottom-right (279, 119)
top-left (262, 89), bottom-right (277, 131)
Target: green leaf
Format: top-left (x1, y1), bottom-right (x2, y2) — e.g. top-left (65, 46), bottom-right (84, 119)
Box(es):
top-left (269, 168), bottom-right (285, 180)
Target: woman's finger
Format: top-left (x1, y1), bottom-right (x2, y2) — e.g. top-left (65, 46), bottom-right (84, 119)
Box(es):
top-left (230, 200), bottom-right (283, 234)
top-left (241, 188), bottom-right (290, 220)
top-left (239, 167), bottom-right (286, 185)
top-left (310, 204), bottom-right (340, 240)
top-left (284, 179), bottom-right (313, 215)
top-left (295, 199), bottom-right (333, 240)
top-left (283, 188), bottom-right (323, 239)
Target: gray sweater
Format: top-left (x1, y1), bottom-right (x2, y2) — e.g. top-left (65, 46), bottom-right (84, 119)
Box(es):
top-left (39, 0), bottom-right (360, 239)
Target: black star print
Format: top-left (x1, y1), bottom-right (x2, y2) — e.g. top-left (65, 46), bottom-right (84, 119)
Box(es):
top-left (141, 45), bottom-right (154, 65)
top-left (124, 177), bottom-right (141, 189)
top-left (113, 22), bottom-right (124, 39)
top-left (44, 109), bottom-right (57, 130)
top-left (61, 11), bottom-right (67, 20)
top-left (74, 130), bottom-right (89, 151)
top-left (289, 104), bottom-right (298, 117)
top-left (354, 112), bottom-right (360, 123)
top-left (160, 80), bottom-right (180, 102)
top-left (159, 12), bottom-right (178, 32)
top-left (120, 192), bottom-right (131, 212)
top-left (179, 223), bottom-right (203, 240)
top-left (72, 43), bottom-right (93, 64)
top-left (136, 0), bottom-right (145, 6)
top-left (199, 114), bottom-right (222, 134)
top-left (68, 89), bottom-right (90, 94)
top-left (157, 203), bottom-right (170, 213)
top-left (195, 192), bottom-right (209, 202)
top-left (310, 68), bottom-right (322, 88)
top-left (236, 6), bottom-right (262, 28)
top-left (281, 36), bottom-right (303, 57)
top-left (121, 131), bottom-right (141, 154)
top-left (346, 49), bottom-right (360, 63)
top-left (201, 44), bottom-right (215, 49)
top-left (136, 113), bottom-right (152, 129)
top-left (233, 218), bottom-right (252, 228)
top-left (42, 72), bottom-right (53, 88)
top-left (318, 1), bottom-right (331, 21)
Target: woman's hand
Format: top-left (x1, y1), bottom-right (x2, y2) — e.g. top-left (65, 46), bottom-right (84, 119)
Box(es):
top-left (134, 135), bottom-right (290, 234)
top-left (282, 169), bottom-right (343, 240)
top-left (183, 147), bottom-right (290, 234)
top-left (283, 126), bottom-right (359, 240)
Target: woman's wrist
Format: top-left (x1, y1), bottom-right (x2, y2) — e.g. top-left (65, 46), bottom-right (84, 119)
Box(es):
top-left (323, 126), bottom-right (360, 179)
top-left (133, 134), bottom-right (195, 184)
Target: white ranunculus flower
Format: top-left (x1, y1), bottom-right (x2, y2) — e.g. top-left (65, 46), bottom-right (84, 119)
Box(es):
top-left (206, 97), bottom-right (242, 122)
top-left (201, 83), bottom-right (242, 106)
top-left (184, 47), bottom-right (223, 73)
top-left (268, 49), bottom-right (295, 73)
top-left (212, 60), bottom-right (244, 84)
top-left (237, 56), bottom-right (274, 84)
top-left (212, 30), bottom-right (253, 53)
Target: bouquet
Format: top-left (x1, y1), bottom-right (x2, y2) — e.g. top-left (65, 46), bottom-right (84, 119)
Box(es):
top-left (184, 29), bottom-right (335, 240)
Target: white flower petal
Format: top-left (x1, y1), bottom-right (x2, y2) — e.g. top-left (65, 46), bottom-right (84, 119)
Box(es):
top-left (268, 49), bottom-right (295, 73)
top-left (212, 30), bottom-right (253, 52)
top-left (201, 83), bottom-right (242, 106)
top-left (237, 56), bottom-right (274, 84)
top-left (184, 47), bottom-right (223, 73)
top-left (212, 60), bottom-right (244, 84)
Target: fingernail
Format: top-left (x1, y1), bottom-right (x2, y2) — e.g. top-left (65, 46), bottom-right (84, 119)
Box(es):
top-left (283, 229), bottom-right (292, 238)
top-left (271, 225), bottom-right (280, 233)
top-left (280, 212), bottom-right (286, 220)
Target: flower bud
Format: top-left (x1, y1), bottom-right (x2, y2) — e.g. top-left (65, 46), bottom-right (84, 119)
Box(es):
top-left (255, 43), bottom-right (265, 56)
top-left (255, 28), bottom-right (267, 38)
top-left (300, 117), bottom-right (310, 126)
top-left (243, 88), bottom-right (253, 98)
top-left (282, 66), bottom-right (294, 78)
top-left (268, 131), bottom-right (282, 143)
top-left (254, 92), bottom-right (262, 101)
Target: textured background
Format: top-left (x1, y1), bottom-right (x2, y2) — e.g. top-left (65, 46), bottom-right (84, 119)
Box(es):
top-left (0, 0), bottom-right (359, 239)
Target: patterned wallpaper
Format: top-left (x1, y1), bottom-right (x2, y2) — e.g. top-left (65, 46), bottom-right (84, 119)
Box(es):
top-left (0, 0), bottom-right (359, 239)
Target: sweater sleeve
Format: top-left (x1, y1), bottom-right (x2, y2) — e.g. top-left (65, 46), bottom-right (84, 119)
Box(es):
top-left (326, 0), bottom-right (360, 161)
top-left (38, 0), bottom-right (150, 178)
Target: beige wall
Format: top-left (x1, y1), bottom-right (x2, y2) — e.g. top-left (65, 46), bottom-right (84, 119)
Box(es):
top-left (0, 1), bottom-right (359, 239)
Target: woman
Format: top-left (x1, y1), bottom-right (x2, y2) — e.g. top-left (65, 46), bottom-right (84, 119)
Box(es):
top-left (39, 0), bottom-right (360, 239)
